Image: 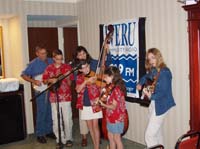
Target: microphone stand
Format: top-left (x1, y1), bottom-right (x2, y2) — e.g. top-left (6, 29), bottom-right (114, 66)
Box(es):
top-left (30, 63), bottom-right (82, 149)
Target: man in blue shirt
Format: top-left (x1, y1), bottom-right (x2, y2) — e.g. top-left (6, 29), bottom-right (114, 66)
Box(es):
top-left (21, 46), bottom-right (55, 143)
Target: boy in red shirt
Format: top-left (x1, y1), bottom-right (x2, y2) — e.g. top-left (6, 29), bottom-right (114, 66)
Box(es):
top-left (42, 49), bottom-right (74, 147)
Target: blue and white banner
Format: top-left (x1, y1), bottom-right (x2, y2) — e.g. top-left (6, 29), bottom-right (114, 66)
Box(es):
top-left (103, 19), bottom-right (141, 98)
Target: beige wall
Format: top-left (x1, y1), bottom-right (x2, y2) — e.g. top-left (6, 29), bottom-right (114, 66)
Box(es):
top-left (0, 0), bottom-right (190, 148)
top-left (0, 0), bottom-right (77, 134)
top-left (77, 0), bottom-right (189, 148)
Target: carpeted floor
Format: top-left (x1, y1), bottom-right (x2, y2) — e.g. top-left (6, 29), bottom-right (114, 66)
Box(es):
top-left (0, 118), bottom-right (145, 149)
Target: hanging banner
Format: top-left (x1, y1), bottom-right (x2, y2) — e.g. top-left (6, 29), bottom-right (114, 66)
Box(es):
top-left (103, 18), bottom-right (146, 99)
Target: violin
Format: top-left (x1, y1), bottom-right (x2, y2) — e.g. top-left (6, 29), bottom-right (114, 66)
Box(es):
top-left (92, 83), bottom-right (115, 113)
top-left (99, 83), bottom-right (115, 104)
top-left (84, 70), bottom-right (106, 87)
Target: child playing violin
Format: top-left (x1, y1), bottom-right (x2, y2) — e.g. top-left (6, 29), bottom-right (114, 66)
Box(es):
top-left (73, 45), bottom-right (112, 147)
top-left (42, 49), bottom-right (74, 147)
top-left (98, 66), bottom-right (127, 149)
top-left (76, 60), bottom-right (102, 149)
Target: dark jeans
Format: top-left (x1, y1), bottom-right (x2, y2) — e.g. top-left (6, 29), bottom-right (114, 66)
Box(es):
top-left (35, 91), bottom-right (53, 137)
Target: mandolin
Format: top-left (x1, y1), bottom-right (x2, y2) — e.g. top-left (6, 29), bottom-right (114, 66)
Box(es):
top-left (47, 71), bottom-right (71, 92)
top-left (47, 74), bottom-right (63, 92)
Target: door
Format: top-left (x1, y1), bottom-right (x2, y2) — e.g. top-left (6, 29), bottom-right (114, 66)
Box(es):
top-left (63, 27), bottom-right (78, 118)
top-left (27, 27), bottom-right (59, 126)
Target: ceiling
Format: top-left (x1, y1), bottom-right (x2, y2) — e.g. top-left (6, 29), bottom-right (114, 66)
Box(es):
top-left (27, 15), bottom-right (76, 21)
top-left (24, 0), bottom-right (78, 3)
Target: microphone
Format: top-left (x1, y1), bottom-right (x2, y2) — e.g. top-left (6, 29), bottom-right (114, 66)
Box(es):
top-left (74, 60), bottom-right (87, 70)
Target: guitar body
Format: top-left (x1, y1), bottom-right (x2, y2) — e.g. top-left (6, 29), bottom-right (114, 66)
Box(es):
top-left (33, 74), bottom-right (47, 92)
top-left (142, 78), bottom-right (154, 101)
top-left (48, 74), bottom-right (63, 92)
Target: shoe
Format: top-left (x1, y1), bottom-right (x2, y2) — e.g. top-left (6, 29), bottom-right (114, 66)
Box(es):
top-left (66, 140), bottom-right (73, 147)
top-left (37, 136), bottom-right (47, 144)
top-left (81, 138), bottom-right (87, 147)
top-left (46, 133), bottom-right (56, 139)
top-left (56, 143), bottom-right (64, 149)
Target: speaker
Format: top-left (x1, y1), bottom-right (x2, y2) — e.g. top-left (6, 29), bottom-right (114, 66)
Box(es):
top-left (0, 86), bottom-right (26, 145)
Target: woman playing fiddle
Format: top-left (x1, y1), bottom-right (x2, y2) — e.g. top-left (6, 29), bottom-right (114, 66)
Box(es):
top-left (76, 60), bottom-right (102, 149)
top-left (98, 66), bottom-right (127, 149)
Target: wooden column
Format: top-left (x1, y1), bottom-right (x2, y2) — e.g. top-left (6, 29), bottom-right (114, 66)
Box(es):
top-left (183, 2), bottom-right (200, 132)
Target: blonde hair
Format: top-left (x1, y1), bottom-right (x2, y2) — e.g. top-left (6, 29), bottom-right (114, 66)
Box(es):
top-left (145, 48), bottom-right (166, 72)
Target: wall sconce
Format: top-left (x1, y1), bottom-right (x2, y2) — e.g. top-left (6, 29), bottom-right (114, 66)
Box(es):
top-left (177, 0), bottom-right (199, 5)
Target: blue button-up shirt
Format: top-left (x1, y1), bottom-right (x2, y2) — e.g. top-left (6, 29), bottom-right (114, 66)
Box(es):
top-left (138, 67), bottom-right (176, 115)
top-left (21, 57), bottom-right (53, 77)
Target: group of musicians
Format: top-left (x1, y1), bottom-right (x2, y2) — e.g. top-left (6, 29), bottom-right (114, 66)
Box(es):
top-left (21, 45), bottom-right (175, 149)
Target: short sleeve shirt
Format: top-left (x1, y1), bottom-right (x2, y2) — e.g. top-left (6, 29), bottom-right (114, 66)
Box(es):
top-left (42, 63), bottom-right (74, 103)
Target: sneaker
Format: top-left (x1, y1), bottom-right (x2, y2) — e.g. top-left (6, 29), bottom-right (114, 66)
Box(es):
top-left (66, 140), bottom-right (73, 147)
top-left (37, 136), bottom-right (47, 144)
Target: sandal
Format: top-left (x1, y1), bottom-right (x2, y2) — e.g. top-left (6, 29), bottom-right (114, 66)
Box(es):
top-left (81, 138), bottom-right (87, 147)
top-left (66, 140), bottom-right (73, 147)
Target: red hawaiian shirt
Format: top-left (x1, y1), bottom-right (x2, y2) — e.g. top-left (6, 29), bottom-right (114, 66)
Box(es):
top-left (76, 73), bottom-right (101, 113)
top-left (106, 86), bottom-right (126, 123)
top-left (42, 63), bottom-right (74, 103)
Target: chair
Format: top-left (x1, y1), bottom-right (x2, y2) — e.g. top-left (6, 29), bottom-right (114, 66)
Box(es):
top-left (149, 144), bottom-right (164, 149)
top-left (175, 131), bottom-right (200, 149)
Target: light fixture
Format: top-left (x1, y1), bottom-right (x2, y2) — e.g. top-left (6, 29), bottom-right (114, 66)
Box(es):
top-left (177, 0), bottom-right (199, 5)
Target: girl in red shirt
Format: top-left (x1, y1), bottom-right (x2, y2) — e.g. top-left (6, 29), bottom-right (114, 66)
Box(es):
top-left (99, 66), bottom-right (126, 149)
top-left (76, 61), bottom-right (102, 149)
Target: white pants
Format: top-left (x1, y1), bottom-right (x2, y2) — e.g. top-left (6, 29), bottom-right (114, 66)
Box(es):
top-left (51, 102), bottom-right (73, 144)
top-left (145, 100), bottom-right (167, 148)
top-left (79, 109), bottom-right (89, 135)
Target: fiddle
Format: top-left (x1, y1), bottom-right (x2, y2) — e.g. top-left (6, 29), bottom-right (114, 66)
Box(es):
top-left (84, 70), bottom-right (106, 87)
top-left (93, 83), bottom-right (115, 112)
top-left (99, 83), bottom-right (115, 104)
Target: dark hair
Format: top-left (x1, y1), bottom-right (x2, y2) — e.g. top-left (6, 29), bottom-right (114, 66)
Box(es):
top-left (104, 66), bottom-right (126, 95)
top-left (52, 49), bottom-right (63, 57)
top-left (74, 46), bottom-right (92, 64)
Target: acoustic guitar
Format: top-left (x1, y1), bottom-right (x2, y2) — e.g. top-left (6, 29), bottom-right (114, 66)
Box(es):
top-left (141, 78), bottom-right (155, 101)
top-left (141, 71), bottom-right (160, 101)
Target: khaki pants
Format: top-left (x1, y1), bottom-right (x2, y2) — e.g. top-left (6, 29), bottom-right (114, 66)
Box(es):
top-left (51, 102), bottom-right (73, 144)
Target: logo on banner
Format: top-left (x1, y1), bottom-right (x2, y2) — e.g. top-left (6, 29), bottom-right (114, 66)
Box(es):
top-left (103, 19), bottom-right (140, 98)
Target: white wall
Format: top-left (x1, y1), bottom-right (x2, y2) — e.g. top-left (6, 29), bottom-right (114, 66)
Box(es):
top-left (77, 0), bottom-right (189, 148)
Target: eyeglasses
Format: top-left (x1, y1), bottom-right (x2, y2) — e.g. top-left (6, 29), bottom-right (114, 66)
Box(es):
top-left (55, 58), bottom-right (63, 61)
